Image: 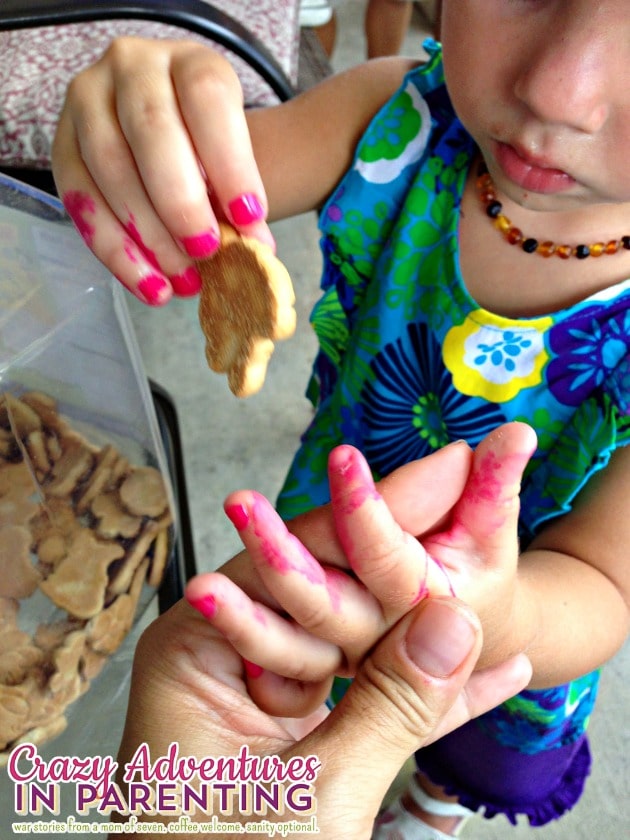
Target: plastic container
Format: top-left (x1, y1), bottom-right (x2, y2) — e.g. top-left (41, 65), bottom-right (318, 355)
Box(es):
top-left (0, 173), bottom-right (175, 759)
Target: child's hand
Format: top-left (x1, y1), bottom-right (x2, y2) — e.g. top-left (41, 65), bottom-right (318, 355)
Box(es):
top-left (52, 37), bottom-right (274, 305)
top-left (186, 423), bottom-right (536, 716)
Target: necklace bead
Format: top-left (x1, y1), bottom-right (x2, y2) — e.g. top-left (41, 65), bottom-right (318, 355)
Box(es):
top-left (476, 162), bottom-right (628, 259)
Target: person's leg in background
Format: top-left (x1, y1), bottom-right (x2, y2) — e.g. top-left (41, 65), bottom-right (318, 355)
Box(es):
top-left (300, 0), bottom-right (415, 61)
top-left (364, 0), bottom-right (414, 58)
top-left (299, 0), bottom-right (337, 56)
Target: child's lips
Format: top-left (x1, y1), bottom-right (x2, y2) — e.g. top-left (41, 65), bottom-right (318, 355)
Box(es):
top-left (493, 141), bottom-right (576, 194)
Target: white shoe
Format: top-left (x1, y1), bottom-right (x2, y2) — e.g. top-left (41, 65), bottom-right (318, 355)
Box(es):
top-left (372, 774), bottom-right (475, 839)
top-left (299, 0), bottom-right (334, 28)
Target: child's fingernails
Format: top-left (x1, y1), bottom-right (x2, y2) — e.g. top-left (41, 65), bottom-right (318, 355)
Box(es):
top-left (406, 600), bottom-right (476, 678)
top-left (224, 502), bottom-right (250, 531)
top-left (136, 274), bottom-right (171, 306)
top-left (180, 230), bottom-right (221, 259)
top-left (243, 659), bottom-right (264, 678)
top-left (228, 193), bottom-right (265, 226)
top-left (187, 593), bottom-right (217, 620)
top-left (170, 265), bottom-right (202, 296)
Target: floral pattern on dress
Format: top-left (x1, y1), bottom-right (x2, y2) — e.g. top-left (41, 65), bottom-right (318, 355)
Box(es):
top-left (478, 673), bottom-right (599, 754)
top-left (443, 310), bottom-right (552, 403)
top-left (361, 322), bottom-right (505, 476)
top-left (278, 45), bottom-right (630, 765)
top-left (548, 301), bottom-right (630, 406)
top-left (355, 82), bottom-right (431, 184)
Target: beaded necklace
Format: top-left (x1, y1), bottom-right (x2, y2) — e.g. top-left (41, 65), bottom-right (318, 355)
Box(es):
top-left (476, 162), bottom-right (630, 259)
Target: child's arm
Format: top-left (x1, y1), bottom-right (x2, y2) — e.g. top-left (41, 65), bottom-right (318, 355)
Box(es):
top-left (51, 36), bottom-right (416, 304)
top-left (500, 443), bottom-right (630, 688)
top-left (186, 422), bottom-right (536, 716)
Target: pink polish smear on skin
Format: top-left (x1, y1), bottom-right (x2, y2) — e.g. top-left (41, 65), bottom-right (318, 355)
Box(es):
top-left (123, 235), bottom-right (140, 265)
top-left (125, 213), bottom-right (162, 272)
top-left (64, 191), bottom-right (96, 247)
top-left (332, 447), bottom-right (381, 515)
top-left (329, 448), bottom-right (381, 553)
top-left (250, 492), bottom-right (345, 613)
top-left (251, 494), bottom-right (326, 586)
top-left (452, 444), bottom-right (532, 535)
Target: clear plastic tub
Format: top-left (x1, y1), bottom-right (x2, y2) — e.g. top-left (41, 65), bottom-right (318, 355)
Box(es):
top-left (0, 173), bottom-right (175, 762)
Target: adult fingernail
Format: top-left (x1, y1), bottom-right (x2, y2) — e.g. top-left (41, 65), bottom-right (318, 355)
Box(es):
top-left (180, 230), bottom-right (220, 259)
top-left (170, 265), bottom-right (202, 296)
top-left (228, 193), bottom-right (265, 226)
top-left (405, 601), bottom-right (476, 678)
top-left (136, 274), bottom-right (171, 306)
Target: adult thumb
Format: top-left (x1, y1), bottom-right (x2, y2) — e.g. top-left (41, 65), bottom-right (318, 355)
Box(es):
top-left (299, 598), bottom-right (530, 838)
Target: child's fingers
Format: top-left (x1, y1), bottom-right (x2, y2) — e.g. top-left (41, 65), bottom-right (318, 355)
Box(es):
top-left (327, 446), bottom-right (435, 613)
top-left (54, 60), bottom-right (212, 296)
top-left (429, 422), bottom-right (537, 563)
top-left (110, 38), bottom-right (274, 250)
top-left (53, 39), bottom-right (275, 305)
top-left (186, 573), bottom-right (342, 682)
top-left (223, 493), bottom-right (387, 664)
top-left (284, 440), bottom-right (474, 571)
top-left (55, 178), bottom-right (174, 306)
top-left (170, 47), bottom-right (275, 249)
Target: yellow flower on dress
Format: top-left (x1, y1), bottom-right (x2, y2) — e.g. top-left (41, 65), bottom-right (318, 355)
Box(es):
top-left (443, 310), bottom-right (552, 403)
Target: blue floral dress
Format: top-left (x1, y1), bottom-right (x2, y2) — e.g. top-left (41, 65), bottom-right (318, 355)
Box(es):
top-left (276, 42), bottom-right (630, 825)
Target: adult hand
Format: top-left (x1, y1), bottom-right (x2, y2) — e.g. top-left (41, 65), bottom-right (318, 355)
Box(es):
top-left (186, 422), bottom-right (536, 717)
top-left (116, 595), bottom-right (531, 839)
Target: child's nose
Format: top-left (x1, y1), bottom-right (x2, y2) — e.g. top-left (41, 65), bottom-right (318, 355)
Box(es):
top-left (513, 23), bottom-right (613, 135)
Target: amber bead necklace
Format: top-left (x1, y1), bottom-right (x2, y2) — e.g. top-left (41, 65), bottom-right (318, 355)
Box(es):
top-left (476, 162), bottom-right (630, 259)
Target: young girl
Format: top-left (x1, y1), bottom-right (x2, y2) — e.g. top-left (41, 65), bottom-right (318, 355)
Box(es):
top-left (52, 1), bottom-right (630, 836)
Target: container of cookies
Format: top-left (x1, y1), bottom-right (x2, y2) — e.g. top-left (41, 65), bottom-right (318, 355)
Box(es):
top-left (0, 173), bottom-right (176, 760)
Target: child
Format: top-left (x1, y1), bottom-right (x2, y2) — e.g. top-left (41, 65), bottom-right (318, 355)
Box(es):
top-left (52, 1), bottom-right (630, 836)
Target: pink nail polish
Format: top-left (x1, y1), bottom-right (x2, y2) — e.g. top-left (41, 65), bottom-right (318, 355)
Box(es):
top-left (63, 190), bottom-right (96, 247)
top-left (243, 659), bottom-right (264, 679)
top-left (170, 265), bottom-right (202, 297)
top-left (228, 193), bottom-right (265, 226)
top-left (137, 274), bottom-right (171, 306)
top-left (180, 230), bottom-right (220, 259)
top-left (224, 502), bottom-right (250, 531)
top-left (187, 593), bottom-right (217, 619)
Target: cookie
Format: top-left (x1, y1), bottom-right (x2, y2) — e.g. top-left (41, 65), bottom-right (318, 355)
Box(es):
top-left (0, 391), bottom-right (174, 752)
top-left (197, 223), bottom-right (296, 397)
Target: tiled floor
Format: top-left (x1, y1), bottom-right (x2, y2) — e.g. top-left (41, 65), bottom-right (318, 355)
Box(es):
top-left (128, 2), bottom-right (629, 837)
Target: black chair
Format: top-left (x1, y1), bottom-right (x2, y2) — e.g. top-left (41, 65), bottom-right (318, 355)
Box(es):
top-left (0, 0), bottom-right (295, 101)
top-left (0, 0), bottom-right (296, 195)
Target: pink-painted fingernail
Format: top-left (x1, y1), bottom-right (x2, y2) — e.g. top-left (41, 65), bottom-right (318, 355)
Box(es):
top-left (224, 502), bottom-right (250, 531)
top-left (180, 230), bottom-right (221, 259)
top-left (228, 193), bottom-right (265, 226)
top-left (136, 274), bottom-right (171, 306)
top-left (170, 265), bottom-right (202, 297)
top-left (243, 659), bottom-right (264, 679)
top-left (187, 593), bottom-right (217, 620)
